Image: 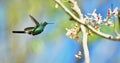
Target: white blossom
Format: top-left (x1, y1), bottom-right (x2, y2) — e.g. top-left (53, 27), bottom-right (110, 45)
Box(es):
top-left (108, 8), bottom-right (112, 17)
top-left (66, 24), bottom-right (80, 41)
top-left (75, 51), bottom-right (82, 59)
top-left (112, 7), bottom-right (118, 16)
top-left (96, 14), bottom-right (102, 24)
top-left (107, 21), bottom-right (114, 27)
top-left (55, 4), bottom-right (59, 8)
top-left (92, 9), bottom-right (98, 20)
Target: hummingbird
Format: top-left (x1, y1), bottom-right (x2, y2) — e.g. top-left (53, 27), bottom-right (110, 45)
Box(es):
top-left (12, 15), bottom-right (53, 36)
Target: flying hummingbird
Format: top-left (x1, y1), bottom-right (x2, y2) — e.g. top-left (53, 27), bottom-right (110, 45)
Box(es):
top-left (12, 15), bottom-right (53, 36)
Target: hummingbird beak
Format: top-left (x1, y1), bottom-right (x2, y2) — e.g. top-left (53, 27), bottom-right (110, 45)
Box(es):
top-left (47, 23), bottom-right (54, 24)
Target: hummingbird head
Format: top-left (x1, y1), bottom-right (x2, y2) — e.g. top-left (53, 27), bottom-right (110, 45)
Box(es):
top-left (42, 21), bottom-right (54, 26)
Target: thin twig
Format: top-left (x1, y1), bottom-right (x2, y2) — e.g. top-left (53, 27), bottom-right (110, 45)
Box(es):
top-left (68, 0), bottom-right (90, 62)
top-left (68, 0), bottom-right (83, 20)
top-left (113, 16), bottom-right (120, 36)
top-left (55, 0), bottom-right (84, 24)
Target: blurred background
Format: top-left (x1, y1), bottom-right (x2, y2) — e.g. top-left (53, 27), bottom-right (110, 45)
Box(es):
top-left (0, 0), bottom-right (120, 63)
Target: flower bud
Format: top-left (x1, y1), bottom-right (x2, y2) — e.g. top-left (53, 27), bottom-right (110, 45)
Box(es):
top-left (108, 8), bottom-right (111, 17)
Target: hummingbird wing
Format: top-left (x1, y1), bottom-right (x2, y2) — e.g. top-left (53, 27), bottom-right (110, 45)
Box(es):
top-left (24, 27), bottom-right (35, 31)
top-left (24, 27), bottom-right (35, 34)
top-left (29, 15), bottom-right (40, 27)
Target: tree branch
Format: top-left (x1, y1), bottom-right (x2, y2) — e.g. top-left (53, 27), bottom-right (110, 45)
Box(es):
top-left (55, 0), bottom-right (120, 41)
top-left (81, 25), bottom-right (90, 63)
top-left (68, 0), bottom-right (83, 20)
top-left (55, 0), bottom-right (84, 24)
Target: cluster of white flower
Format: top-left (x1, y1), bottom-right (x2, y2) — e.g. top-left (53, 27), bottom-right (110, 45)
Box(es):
top-left (85, 7), bottom-right (118, 30)
top-left (75, 51), bottom-right (82, 59)
top-left (66, 24), bottom-right (80, 41)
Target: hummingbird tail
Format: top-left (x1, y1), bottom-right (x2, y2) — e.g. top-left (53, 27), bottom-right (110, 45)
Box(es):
top-left (12, 31), bottom-right (25, 33)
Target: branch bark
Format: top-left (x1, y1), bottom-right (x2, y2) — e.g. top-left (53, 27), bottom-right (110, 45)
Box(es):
top-left (55, 0), bottom-right (120, 41)
top-left (81, 25), bottom-right (90, 63)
